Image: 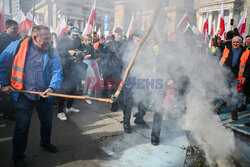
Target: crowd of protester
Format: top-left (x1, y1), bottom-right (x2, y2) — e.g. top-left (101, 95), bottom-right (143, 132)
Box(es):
top-left (0, 18), bottom-right (250, 167)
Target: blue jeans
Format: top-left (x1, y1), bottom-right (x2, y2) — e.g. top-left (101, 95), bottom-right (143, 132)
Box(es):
top-left (12, 94), bottom-right (53, 162)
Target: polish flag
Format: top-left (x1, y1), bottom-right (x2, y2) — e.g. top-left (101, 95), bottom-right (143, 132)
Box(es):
top-left (126, 13), bottom-right (134, 39)
top-left (26, 11), bottom-right (42, 25)
top-left (219, 3), bottom-right (225, 40)
top-left (237, 9), bottom-right (248, 37)
top-left (57, 17), bottom-right (67, 39)
top-left (25, 11), bottom-right (34, 25)
top-left (14, 10), bottom-right (26, 24)
top-left (18, 11), bottom-right (33, 31)
top-left (13, 10), bottom-right (30, 32)
top-left (0, 0), bottom-right (5, 32)
top-left (211, 23), bottom-right (215, 37)
top-left (203, 12), bottom-right (209, 35)
top-left (82, 0), bottom-right (96, 36)
top-left (203, 12), bottom-right (209, 45)
top-left (177, 13), bottom-right (190, 31)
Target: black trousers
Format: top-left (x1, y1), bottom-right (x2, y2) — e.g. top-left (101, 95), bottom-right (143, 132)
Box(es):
top-left (58, 88), bottom-right (76, 113)
top-left (151, 111), bottom-right (163, 138)
top-left (0, 92), bottom-right (15, 117)
top-left (116, 90), bottom-right (148, 126)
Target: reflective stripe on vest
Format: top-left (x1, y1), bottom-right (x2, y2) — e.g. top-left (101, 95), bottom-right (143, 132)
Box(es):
top-left (237, 49), bottom-right (250, 80)
top-left (219, 48), bottom-right (230, 66)
top-left (11, 38), bottom-right (30, 90)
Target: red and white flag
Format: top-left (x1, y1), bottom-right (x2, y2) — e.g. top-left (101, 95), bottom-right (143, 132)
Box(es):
top-left (57, 17), bottom-right (67, 39)
top-left (219, 3), bottom-right (225, 40)
top-left (177, 13), bottom-right (190, 31)
top-left (0, 0), bottom-right (5, 32)
top-left (126, 13), bottom-right (134, 39)
top-left (14, 10), bottom-right (26, 24)
top-left (203, 12), bottom-right (209, 45)
top-left (237, 9), bottom-right (248, 37)
top-left (26, 11), bottom-right (42, 25)
top-left (14, 10), bottom-right (31, 32)
top-left (203, 12), bottom-right (209, 35)
top-left (82, 0), bottom-right (96, 36)
top-left (210, 23), bottom-right (215, 37)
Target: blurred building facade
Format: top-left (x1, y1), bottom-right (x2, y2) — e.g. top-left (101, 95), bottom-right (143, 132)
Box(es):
top-left (114, 0), bottom-right (196, 36)
top-left (195, 0), bottom-right (249, 34)
top-left (10, 0), bottom-right (40, 17)
top-left (34, 0), bottom-right (115, 33)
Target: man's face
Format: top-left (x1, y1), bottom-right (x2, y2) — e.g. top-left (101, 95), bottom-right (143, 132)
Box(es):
top-left (7, 24), bottom-right (18, 37)
top-left (32, 29), bottom-right (52, 51)
top-left (245, 37), bottom-right (250, 47)
top-left (93, 35), bottom-right (98, 42)
top-left (217, 38), bottom-right (221, 45)
top-left (115, 32), bottom-right (123, 41)
top-left (232, 37), bottom-right (241, 49)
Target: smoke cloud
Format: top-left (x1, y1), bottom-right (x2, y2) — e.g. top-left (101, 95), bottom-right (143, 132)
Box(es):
top-left (121, 0), bottom-right (250, 166)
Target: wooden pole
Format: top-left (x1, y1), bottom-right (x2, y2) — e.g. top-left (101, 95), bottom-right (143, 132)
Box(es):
top-left (32, 0), bottom-right (35, 26)
top-left (14, 90), bottom-right (113, 103)
top-left (110, 4), bottom-right (161, 103)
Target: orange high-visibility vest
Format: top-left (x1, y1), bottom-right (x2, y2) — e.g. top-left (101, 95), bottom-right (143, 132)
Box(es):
top-left (11, 38), bottom-right (30, 90)
top-left (237, 49), bottom-right (250, 80)
top-left (219, 48), bottom-right (230, 66)
top-left (94, 42), bottom-right (101, 61)
top-left (94, 42), bottom-right (100, 50)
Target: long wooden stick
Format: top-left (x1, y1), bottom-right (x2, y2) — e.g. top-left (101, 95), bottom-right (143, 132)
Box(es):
top-left (14, 90), bottom-right (113, 103)
top-left (110, 4), bottom-right (161, 103)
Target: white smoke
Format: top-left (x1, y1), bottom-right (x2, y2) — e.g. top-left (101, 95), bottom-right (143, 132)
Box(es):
top-left (121, 0), bottom-right (250, 166)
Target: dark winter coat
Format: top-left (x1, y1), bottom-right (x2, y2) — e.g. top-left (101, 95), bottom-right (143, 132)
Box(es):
top-left (57, 37), bottom-right (87, 91)
top-left (0, 32), bottom-right (20, 54)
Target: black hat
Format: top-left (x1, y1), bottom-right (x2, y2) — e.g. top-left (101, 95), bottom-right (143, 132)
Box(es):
top-left (115, 27), bottom-right (123, 34)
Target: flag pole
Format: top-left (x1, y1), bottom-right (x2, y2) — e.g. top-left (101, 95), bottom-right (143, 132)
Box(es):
top-left (32, 0), bottom-right (36, 26)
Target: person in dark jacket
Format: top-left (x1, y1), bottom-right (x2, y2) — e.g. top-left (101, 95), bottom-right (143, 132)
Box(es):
top-left (0, 19), bottom-right (20, 120)
top-left (56, 26), bottom-right (87, 121)
top-left (0, 20), bottom-right (20, 54)
top-left (118, 32), bottom-right (150, 133)
top-left (107, 27), bottom-right (126, 111)
top-left (219, 36), bottom-right (244, 114)
top-left (218, 21), bottom-right (240, 54)
top-left (236, 35), bottom-right (250, 111)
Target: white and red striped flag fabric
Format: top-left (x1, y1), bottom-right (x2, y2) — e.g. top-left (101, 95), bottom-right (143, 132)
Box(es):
top-left (177, 13), bottom-right (190, 31)
top-left (211, 22), bottom-right (215, 37)
top-left (219, 3), bottom-right (225, 40)
top-left (0, 0), bottom-right (5, 32)
top-left (13, 10), bottom-right (30, 32)
top-left (203, 12), bottom-right (209, 45)
top-left (82, 0), bottom-right (96, 36)
top-left (126, 13), bottom-right (134, 39)
top-left (26, 11), bottom-right (42, 26)
top-left (237, 9), bottom-right (248, 37)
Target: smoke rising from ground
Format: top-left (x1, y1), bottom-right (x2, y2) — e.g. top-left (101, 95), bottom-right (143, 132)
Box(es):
top-left (122, 0), bottom-right (250, 166)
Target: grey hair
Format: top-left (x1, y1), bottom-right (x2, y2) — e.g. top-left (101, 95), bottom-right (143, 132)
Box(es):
top-left (232, 36), bottom-right (242, 43)
top-left (31, 25), bottom-right (50, 35)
